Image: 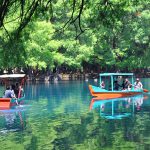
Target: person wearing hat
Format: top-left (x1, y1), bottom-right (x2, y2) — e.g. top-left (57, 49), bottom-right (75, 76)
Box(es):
top-left (134, 78), bottom-right (143, 89)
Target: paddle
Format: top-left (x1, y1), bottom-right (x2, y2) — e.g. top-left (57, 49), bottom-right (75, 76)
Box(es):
top-left (15, 98), bottom-right (19, 105)
top-left (143, 89), bottom-right (149, 93)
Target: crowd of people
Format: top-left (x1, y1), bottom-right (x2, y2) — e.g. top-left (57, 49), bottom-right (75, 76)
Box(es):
top-left (100, 77), bottom-right (143, 91)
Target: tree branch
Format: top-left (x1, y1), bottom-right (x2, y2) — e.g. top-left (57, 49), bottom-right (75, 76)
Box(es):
top-left (16, 0), bottom-right (40, 36)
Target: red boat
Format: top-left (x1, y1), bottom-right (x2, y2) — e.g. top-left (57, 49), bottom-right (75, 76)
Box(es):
top-left (0, 74), bottom-right (26, 109)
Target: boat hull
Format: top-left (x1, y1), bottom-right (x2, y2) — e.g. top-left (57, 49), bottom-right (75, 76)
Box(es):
top-left (89, 85), bottom-right (143, 99)
top-left (0, 98), bottom-right (11, 109)
top-left (0, 96), bottom-right (25, 109)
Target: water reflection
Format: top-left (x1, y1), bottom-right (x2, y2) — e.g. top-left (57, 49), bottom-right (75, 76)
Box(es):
top-left (90, 94), bottom-right (148, 119)
top-left (0, 106), bottom-right (26, 134)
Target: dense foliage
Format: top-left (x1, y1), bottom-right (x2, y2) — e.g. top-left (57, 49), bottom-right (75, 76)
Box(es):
top-left (0, 0), bottom-right (149, 71)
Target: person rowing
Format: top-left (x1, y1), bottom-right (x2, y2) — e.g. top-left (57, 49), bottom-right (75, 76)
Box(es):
top-left (3, 85), bottom-right (16, 98)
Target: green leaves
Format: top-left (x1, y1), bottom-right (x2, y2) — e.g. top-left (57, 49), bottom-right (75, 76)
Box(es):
top-left (0, 0), bottom-right (149, 70)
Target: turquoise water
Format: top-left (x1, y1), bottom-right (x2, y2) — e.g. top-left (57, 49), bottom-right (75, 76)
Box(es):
top-left (0, 79), bottom-right (150, 150)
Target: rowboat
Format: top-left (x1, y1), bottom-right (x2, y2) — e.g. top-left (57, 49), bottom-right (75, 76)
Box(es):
top-left (0, 74), bottom-right (26, 109)
top-left (89, 73), bottom-right (148, 99)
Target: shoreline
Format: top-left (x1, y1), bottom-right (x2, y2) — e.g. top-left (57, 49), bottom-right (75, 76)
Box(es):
top-left (26, 72), bottom-right (150, 81)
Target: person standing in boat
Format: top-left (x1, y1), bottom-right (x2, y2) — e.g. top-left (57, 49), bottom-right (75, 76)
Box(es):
top-left (14, 82), bottom-right (24, 98)
top-left (14, 82), bottom-right (19, 98)
top-left (134, 78), bottom-right (143, 89)
top-left (100, 81), bottom-right (105, 89)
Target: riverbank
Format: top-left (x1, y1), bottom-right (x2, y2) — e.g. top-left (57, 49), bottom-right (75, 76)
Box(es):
top-left (1, 68), bottom-right (150, 82)
top-left (26, 72), bottom-right (150, 81)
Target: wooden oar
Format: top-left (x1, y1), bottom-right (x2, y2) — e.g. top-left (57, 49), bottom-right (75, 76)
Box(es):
top-left (143, 89), bottom-right (149, 93)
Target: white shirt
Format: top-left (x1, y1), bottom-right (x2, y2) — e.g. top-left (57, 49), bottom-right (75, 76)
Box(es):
top-left (134, 81), bottom-right (143, 89)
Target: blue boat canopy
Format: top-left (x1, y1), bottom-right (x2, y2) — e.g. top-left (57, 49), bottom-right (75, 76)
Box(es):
top-left (99, 73), bottom-right (134, 91)
top-left (99, 73), bottom-right (133, 76)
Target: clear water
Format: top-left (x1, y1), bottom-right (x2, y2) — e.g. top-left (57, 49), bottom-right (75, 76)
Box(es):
top-left (0, 79), bottom-right (150, 150)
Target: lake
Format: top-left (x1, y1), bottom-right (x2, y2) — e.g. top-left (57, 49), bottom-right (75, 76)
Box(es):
top-left (0, 78), bottom-right (150, 150)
